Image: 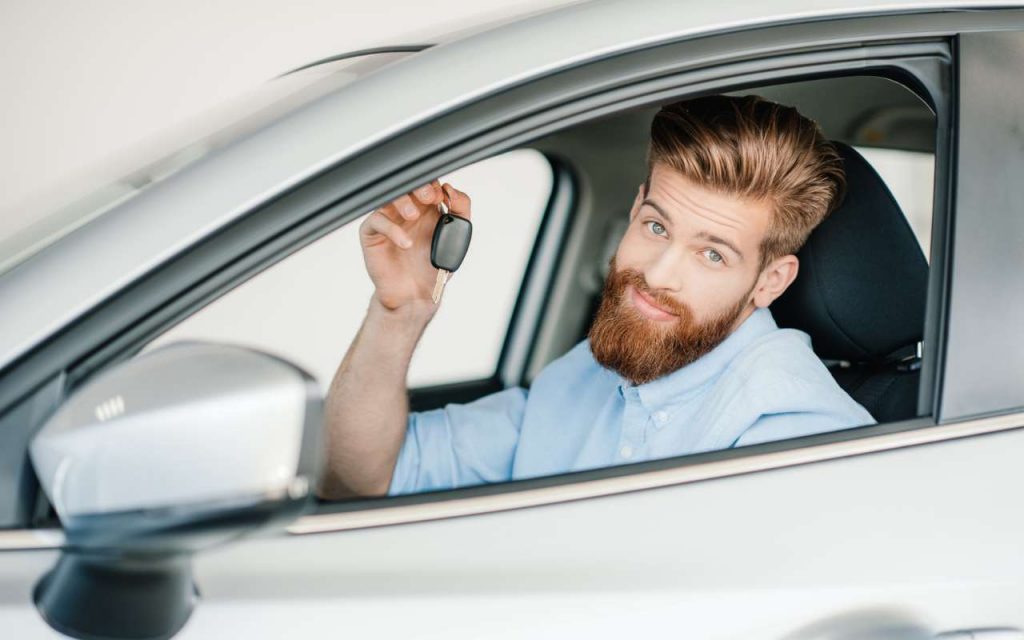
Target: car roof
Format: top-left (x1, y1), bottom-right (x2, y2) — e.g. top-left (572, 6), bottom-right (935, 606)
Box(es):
top-left (0, 0), bottom-right (1012, 372)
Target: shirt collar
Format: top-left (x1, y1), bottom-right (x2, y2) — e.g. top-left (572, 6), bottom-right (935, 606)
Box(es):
top-left (616, 306), bottom-right (778, 411)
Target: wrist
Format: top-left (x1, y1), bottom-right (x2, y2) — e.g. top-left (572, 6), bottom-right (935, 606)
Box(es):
top-left (367, 292), bottom-right (437, 329)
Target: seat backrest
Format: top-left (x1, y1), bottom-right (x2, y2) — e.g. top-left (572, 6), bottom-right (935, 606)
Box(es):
top-left (771, 142), bottom-right (929, 422)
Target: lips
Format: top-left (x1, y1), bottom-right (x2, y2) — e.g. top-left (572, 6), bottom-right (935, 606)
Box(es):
top-left (628, 285), bottom-right (678, 321)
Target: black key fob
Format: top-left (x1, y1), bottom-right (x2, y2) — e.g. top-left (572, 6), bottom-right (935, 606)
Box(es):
top-left (430, 213), bottom-right (473, 272)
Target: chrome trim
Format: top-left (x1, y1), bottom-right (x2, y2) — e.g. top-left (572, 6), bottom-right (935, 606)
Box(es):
top-left (280, 46), bottom-right (432, 77)
top-left (6, 412), bottom-right (1021, 548)
top-left (0, 528), bottom-right (64, 551)
top-left (289, 410), bottom-right (1024, 535)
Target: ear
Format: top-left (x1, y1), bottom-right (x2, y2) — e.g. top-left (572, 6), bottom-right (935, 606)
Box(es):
top-left (752, 254), bottom-right (799, 308)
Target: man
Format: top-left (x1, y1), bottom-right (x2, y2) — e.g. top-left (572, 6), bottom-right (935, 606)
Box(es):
top-left (318, 94), bottom-right (875, 500)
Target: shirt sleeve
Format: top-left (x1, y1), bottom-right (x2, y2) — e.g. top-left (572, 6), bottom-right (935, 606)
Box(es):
top-left (387, 386), bottom-right (529, 496)
top-left (732, 382), bottom-right (876, 448)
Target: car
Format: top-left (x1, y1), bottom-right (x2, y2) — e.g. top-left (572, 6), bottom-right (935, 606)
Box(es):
top-left (2, 1), bottom-right (1024, 638)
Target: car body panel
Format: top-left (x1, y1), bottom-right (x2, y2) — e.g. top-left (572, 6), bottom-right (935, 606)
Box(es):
top-left (101, 424), bottom-right (1024, 636)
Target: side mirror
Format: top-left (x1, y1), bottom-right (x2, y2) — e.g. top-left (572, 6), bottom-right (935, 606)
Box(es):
top-left (29, 341), bottom-right (322, 640)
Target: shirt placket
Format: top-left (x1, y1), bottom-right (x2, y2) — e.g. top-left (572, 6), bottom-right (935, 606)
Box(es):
top-left (618, 387), bottom-right (649, 462)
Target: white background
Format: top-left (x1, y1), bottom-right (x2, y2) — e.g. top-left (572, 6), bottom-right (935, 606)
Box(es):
top-left (147, 149), bottom-right (553, 390)
top-left (0, 0), bottom-right (579, 232)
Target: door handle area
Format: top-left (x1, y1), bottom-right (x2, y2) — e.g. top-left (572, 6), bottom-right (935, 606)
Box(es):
top-left (937, 629), bottom-right (1024, 640)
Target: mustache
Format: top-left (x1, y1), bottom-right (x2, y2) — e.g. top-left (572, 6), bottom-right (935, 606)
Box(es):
top-left (613, 267), bottom-right (690, 318)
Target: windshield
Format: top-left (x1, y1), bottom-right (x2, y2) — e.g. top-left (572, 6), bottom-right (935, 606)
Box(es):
top-left (0, 50), bottom-right (417, 276)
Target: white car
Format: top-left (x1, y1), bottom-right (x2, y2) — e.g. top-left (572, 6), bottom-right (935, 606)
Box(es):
top-left (2, 1), bottom-right (1024, 638)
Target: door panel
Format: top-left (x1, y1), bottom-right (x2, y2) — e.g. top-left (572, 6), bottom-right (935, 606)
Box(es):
top-left (185, 423), bottom-right (1024, 638)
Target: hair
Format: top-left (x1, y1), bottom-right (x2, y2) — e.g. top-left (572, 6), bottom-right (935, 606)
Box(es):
top-left (644, 94), bottom-right (846, 269)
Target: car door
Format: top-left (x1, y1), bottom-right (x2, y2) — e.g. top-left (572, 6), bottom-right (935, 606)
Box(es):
top-left (183, 18), bottom-right (1024, 640)
top-left (3, 6), bottom-right (1024, 640)
top-left (183, 15), bottom-right (1024, 640)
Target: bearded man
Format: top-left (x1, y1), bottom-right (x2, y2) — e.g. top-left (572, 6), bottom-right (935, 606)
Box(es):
top-left (319, 94), bottom-right (875, 500)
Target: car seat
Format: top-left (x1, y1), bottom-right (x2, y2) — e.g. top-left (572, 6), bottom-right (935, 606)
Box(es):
top-left (770, 142), bottom-right (928, 422)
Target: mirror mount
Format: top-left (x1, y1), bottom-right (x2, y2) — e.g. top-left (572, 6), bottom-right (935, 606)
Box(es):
top-left (35, 551), bottom-right (196, 640)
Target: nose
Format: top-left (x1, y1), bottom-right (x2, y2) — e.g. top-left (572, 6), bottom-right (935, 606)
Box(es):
top-left (642, 246), bottom-right (684, 293)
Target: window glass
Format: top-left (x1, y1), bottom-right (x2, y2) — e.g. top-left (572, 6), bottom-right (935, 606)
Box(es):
top-left (145, 149), bottom-right (553, 390)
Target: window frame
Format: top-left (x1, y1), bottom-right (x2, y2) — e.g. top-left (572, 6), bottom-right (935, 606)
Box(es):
top-left (298, 40), bottom-right (961, 531)
top-left (7, 9), bottom-right (1023, 540)
top-left (297, 45), bottom-right (958, 528)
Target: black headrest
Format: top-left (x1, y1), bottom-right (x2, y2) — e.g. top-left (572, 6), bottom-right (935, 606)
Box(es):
top-left (771, 142), bottom-right (928, 362)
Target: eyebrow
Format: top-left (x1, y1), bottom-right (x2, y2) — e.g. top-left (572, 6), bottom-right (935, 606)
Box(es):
top-left (695, 231), bottom-right (744, 261)
top-left (642, 198), bottom-right (745, 261)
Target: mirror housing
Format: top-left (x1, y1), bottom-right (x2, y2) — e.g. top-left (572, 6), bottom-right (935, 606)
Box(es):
top-left (29, 342), bottom-right (323, 639)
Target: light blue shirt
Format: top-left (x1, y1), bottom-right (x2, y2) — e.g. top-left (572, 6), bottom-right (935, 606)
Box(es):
top-left (388, 307), bottom-right (875, 496)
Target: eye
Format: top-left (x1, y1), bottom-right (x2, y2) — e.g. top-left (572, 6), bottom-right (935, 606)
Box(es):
top-left (644, 220), bottom-right (667, 238)
top-left (702, 248), bottom-right (725, 264)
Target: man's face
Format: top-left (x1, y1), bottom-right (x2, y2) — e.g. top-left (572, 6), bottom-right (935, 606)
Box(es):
top-left (588, 163), bottom-right (778, 385)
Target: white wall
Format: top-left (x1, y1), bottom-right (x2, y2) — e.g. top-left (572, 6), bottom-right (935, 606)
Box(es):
top-left (0, 0), bottom-right (579, 235)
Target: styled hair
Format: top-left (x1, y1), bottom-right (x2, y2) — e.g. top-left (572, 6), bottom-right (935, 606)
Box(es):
top-left (645, 94), bottom-right (846, 269)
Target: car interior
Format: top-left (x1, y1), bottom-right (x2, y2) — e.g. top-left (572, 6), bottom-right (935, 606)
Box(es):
top-left (508, 73), bottom-right (934, 424)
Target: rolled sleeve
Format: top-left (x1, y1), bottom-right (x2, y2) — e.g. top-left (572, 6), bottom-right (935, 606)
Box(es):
top-left (388, 386), bottom-right (528, 496)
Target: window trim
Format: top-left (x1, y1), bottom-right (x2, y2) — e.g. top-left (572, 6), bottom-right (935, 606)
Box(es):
top-left (6, 409), bottom-right (1020, 549)
top-left (293, 410), bottom-right (1023, 536)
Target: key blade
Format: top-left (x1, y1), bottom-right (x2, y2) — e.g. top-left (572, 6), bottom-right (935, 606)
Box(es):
top-left (432, 269), bottom-right (449, 304)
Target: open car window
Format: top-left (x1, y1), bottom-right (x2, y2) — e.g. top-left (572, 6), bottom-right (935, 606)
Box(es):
top-left (145, 149), bottom-right (554, 390)
top-left (103, 52), bottom-right (942, 515)
top-left (143, 70), bottom-right (939, 503)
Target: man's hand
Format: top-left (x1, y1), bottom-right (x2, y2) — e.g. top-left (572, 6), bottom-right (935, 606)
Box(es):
top-left (320, 179), bottom-right (473, 499)
top-left (360, 180), bottom-right (473, 314)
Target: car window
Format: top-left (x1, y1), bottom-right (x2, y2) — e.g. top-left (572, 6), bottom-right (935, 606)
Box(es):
top-left (343, 72), bottom-right (940, 500)
top-left (143, 71), bottom-right (940, 506)
top-left (145, 149), bottom-right (553, 390)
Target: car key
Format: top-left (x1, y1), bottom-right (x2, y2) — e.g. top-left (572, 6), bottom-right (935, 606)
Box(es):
top-left (430, 192), bottom-right (473, 304)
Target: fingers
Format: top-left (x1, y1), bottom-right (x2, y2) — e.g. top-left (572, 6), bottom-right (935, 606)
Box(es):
top-left (361, 209), bottom-right (413, 249)
top-left (412, 180), bottom-right (442, 206)
top-left (367, 179), bottom-right (467, 238)
top-left (392, 179), bottom-right (445, 222)
top-left (441, 183), bottom-right (472, 220)
top-left (392, 194), bottom-right (421, 221)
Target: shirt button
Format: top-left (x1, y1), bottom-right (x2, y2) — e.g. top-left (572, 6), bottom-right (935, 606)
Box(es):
top-left (619, 445), bottom-right (634, 459)
top-left (654, 410), bottom-right (669, 425)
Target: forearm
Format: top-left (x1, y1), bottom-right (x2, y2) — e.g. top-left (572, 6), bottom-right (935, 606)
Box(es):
top-left (319, 294), bottom-right (435, 499)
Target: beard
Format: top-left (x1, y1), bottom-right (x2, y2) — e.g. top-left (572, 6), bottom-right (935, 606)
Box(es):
top-left (588, 257), bottom-right (754, 386)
